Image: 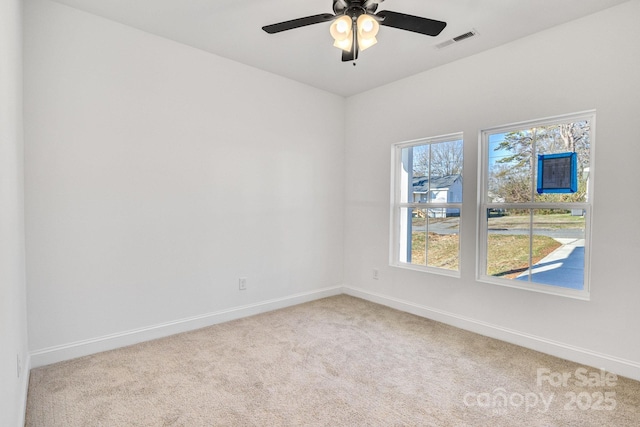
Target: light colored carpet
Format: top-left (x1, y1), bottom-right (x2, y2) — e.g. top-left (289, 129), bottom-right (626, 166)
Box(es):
top-left (26, 295), bottom-right (640, 426)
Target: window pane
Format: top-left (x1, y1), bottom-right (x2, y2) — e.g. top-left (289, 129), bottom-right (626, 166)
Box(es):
top-left (398, 208), bottom-right (426, 266)
top-left (488, 133), bottom-right (533, 203)
top-left (427, 210), bottom-right (460, 270)
top-left (522, 209), bottom-right (586, 290)
top-left (534, 121), bottom-right (591, 203)
top-left (411, 209), bottom-right (427, 266)
top-left (431, 140), bottom-right (463, 188)
top-left (486, 208), bottom-right (532, 278)
top-left (400, 140), bottom-right (463, 204)
top-left (412, 145), bottom-right (431, 180)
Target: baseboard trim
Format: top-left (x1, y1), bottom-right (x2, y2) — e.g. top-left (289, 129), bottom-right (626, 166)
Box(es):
top-left (344, 286), bottom-right (640, 381)
top-left (30, 285), bottom-right (639, 381)
top-left (30, 286), bottom-right (342, 368)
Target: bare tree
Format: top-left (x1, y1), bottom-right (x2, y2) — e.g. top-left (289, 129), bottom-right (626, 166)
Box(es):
top-left (432, 140), bottom-right (463, 176)
top-left (413, 140), bottom-right (463, 177)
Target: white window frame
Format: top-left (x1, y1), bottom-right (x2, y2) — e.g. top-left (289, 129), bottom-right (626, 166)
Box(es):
top-left (477, 111), bottom-right (595, 300)
top-left (390, 133), bottom-right (463, 277)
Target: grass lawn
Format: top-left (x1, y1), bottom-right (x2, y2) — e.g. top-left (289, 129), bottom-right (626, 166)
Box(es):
top-left (411, 233), bottom-right (459, 270)
top-left (488, 213), bottom-right (585, 229)
top-left (410, 232), bottom-right (561, 276)
top-left (486, 234), bottom-right (560, 278)
top-left (408, 213), bottom-right (572, 274)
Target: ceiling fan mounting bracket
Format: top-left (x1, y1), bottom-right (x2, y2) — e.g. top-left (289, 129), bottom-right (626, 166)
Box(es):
top-left (333, 0), bottom-right (379, 17)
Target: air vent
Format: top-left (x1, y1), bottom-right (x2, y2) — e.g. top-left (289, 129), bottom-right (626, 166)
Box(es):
top-left (453, 31), bottom-right (476, 42)
top-left (435, 29), bottom-right (478, 49)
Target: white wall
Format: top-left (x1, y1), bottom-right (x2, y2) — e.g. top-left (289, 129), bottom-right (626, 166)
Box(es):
top-left (0, 0), bottom-right (30, 425)
top-left (23, 0), bottom-right (639, 385)
top-left (345, 1), bottom-right (640, 379)
top-left (24, 0), bottom-right (345, 364)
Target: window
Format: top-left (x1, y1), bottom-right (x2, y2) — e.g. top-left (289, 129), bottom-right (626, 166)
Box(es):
top-left (390, 134), bottom-right (463, 276)
top-left (478, 111), bottom-right (594, 299)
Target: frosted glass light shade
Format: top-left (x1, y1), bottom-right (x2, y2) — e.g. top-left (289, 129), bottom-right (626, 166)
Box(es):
top-left (357, 14), bottom-right (379, 51)
top-left (330, 15), bottom-right (353, 51)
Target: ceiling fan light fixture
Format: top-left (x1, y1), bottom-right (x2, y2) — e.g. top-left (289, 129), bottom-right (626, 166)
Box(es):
top-left (357, 36), bottom-right (377, 51)
top-left (356, 14), bottom-right (379, 51)
top-left (330, 15), bottom-right (353, 49)
top-left (333, 36), bottom-right (353, 51)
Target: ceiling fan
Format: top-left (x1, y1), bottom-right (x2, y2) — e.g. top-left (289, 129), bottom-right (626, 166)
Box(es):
top-left (262, 0), bottom-right (447, 62)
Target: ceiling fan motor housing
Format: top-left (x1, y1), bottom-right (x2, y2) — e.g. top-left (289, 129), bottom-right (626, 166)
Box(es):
top-left (333, 0), bottom-right (379, 19)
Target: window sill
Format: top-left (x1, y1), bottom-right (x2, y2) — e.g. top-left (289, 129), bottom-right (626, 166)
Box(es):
top-left (391, 262), bottom-right (461, 279)
top-left (476, 275), bottom-right (590, 300)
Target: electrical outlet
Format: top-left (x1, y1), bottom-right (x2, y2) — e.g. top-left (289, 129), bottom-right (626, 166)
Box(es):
top-left (373, 269), bottom-right (379, 280)
top-left (239, 277), bottom-right (247, 290)
top-left (16, 354), bottom-right (21, 378)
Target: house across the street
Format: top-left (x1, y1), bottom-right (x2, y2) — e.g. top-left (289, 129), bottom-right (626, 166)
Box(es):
top-left (412, 174), bottom-right (462, 217)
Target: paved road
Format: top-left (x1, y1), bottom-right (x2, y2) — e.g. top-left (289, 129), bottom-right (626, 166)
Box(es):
top-left (486, 228), bottom-right (584, 239)
top-left (411, 220), bottom-right (584, 239)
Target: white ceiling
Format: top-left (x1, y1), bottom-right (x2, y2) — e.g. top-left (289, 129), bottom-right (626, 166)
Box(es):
top-left (49, 0), bottom-right (628, 97)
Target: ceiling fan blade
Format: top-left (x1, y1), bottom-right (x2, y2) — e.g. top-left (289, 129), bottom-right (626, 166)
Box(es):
top-left (262, 13), bottom-right (335, 34)
top-left (377, 10), bottom-right (446, 36)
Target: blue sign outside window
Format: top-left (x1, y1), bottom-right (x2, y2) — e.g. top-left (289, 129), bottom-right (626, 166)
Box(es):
top-left (537, 152), bottom-right (578, 194)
